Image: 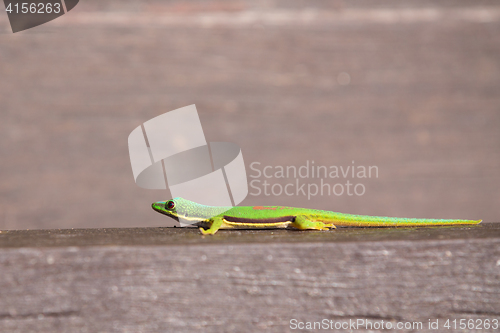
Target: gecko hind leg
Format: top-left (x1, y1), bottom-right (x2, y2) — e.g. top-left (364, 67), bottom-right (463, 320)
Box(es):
top-left (292, 215), bottom-right (333, 231)
top-left (199, 217), bottom-right (224, 235)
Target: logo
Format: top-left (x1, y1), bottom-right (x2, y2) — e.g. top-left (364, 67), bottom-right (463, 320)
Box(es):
top-left (128, 105), bottom-right (248, 225)
top-left (3, 0), bottom-right (79, 33)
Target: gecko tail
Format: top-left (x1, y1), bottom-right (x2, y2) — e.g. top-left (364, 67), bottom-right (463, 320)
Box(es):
top-left (332, 214), bottom-right (482, 227)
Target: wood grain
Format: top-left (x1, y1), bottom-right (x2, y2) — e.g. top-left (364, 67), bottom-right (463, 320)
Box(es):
top-left (0, 224), bottom-right (499, 332)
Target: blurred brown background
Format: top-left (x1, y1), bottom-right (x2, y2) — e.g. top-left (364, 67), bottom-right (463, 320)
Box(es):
top-left (0, 0), bottom-right (499, 229)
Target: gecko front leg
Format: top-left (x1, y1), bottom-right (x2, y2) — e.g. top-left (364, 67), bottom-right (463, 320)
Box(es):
top-left (199, 216), bottom-right (224, 235)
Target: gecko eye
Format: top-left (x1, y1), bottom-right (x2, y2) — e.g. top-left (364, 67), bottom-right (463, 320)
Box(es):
top-left (166, 200), bottom-right (175, 210)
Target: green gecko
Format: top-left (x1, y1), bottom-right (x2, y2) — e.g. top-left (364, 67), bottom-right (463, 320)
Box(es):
top-left (152, 197), bottom-right (481, 235)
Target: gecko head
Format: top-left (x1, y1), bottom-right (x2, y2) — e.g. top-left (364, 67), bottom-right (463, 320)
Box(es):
top-left (152, 198), bottom-right (181, 221)
top-left (152, 197), bottom-right (204, 222)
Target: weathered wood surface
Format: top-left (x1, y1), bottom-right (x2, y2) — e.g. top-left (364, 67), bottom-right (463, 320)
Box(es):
top-left (0, 224), bottom-right (499, 332)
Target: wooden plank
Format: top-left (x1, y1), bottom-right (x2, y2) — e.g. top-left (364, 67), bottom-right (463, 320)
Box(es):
top-left (0, 224), bottom-right (499, 332)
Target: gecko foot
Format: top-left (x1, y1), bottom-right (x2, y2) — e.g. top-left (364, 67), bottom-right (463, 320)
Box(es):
top-left (199, 227), bottom-right (218, 235)
top-left (292, 216), bottom-right (334, 231)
